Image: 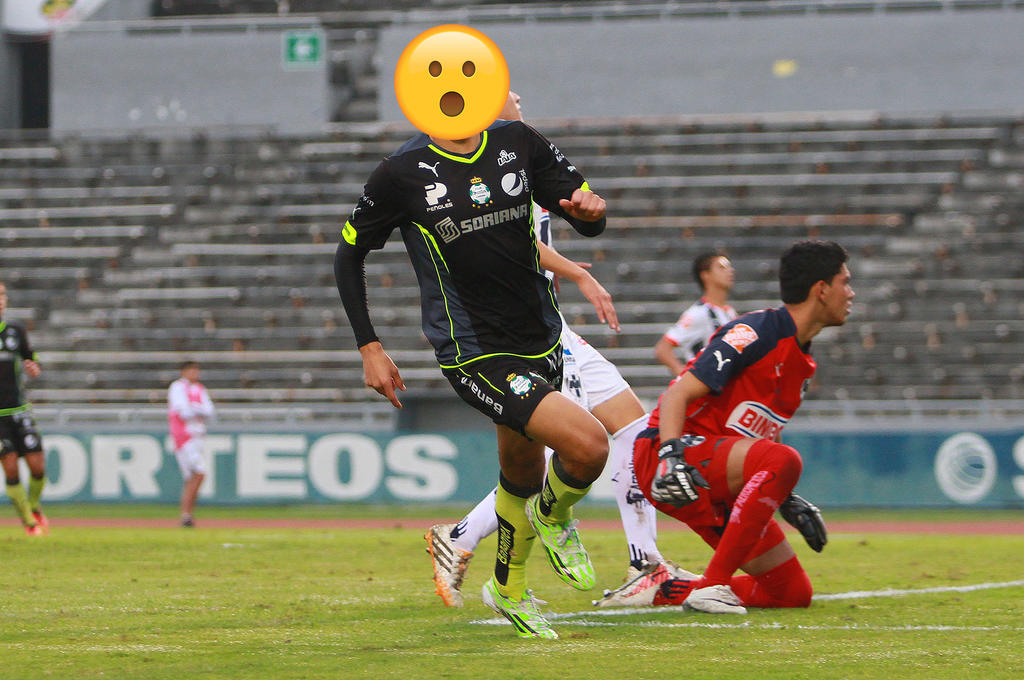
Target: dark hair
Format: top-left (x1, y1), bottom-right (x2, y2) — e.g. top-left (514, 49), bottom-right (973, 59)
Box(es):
top-left (692, 252), bottom-right (722, 290)
top-left (180, 360), bottom-right (199, 371)
top-left (779, 241), bottom-right (848, 304)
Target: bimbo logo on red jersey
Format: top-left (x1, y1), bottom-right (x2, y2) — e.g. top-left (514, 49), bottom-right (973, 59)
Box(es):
top-left (725, 401), bottom-right (789, 439)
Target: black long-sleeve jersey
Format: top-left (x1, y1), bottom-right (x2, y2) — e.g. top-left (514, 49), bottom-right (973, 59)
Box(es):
top-left (0, 321), bottom-right (37, 414)
top-left (335, 119), bottom-right (605, 369)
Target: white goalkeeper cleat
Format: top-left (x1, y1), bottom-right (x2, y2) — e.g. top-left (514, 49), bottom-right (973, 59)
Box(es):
top-left (683, 584), bottom-right (748, 615)
top-left (593, 561), bottom-right (701, 608)
top-left (663, 560), bottom-right (700, 581)
top-left (425, 523), bottom-right (473, 608)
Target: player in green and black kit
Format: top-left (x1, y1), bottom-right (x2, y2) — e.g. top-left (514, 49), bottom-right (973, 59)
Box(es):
top-left (0, 280), bottom-right (48, 536)
top-left (335, 118), bottom-right (608, 638)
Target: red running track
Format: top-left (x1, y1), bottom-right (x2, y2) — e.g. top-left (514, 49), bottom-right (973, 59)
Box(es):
top-left (3, 517), bottom-right (1023, 533)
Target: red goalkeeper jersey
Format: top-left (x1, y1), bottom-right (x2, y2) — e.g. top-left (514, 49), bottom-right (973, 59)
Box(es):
top-left (648, 306), bottom-right (816, 439)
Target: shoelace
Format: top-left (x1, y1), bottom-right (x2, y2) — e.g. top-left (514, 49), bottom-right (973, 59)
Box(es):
top-left (554, 519), bottom-right (580, 547)
top-left (524, 589), bottom-right (548, 607)
top-left (553, 519), bottom-right (590, 567)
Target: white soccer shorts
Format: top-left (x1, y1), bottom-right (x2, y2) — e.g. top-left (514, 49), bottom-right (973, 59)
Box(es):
top-left (561, 325), bottom-right (630, 410)
top-left (174, 438), bottom-right (208, 481)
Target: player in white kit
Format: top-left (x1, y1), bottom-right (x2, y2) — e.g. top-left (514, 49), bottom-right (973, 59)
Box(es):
top-left (167, 361), bottom-right (215, 527)
top-left (654, 252), bottom-right (737, 376)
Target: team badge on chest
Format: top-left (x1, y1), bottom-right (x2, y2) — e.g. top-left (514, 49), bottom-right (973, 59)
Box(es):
top-left (469, 176), bottom-right (493, 207)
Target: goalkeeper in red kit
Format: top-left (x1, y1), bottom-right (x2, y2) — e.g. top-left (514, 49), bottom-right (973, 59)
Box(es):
top-left (632, 241), bottom-right (853, 613)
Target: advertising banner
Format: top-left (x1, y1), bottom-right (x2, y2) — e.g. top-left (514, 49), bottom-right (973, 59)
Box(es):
top-left (30, 428), bottom-right (1024, 507)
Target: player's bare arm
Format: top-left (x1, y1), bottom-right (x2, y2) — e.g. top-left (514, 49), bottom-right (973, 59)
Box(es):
top-left (658, 371), bottom-right (711, 442)
top-left (359, 341), bottom-right (405, 409)
top-left (536, 241), bottom-right (619, 331)
top-left (654, 337), bottom-right (687, 376)
top-left (558, 188), bottom-right (606, 223)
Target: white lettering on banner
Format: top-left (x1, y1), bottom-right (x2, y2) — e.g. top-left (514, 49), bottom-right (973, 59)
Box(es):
top-left (307, 434), bottom-right (383, 500)
top-left (91, 435), bottom-right (162, 498)
top-left (1012, 436), bottom-right (1024, 499)
top-left (237, 434), bottom-right (307, 498)
top-left (384, 435), bottom-right (458, 500)
top-left (41, 435), bottom-right (89, 500)
top-left (934, 432), bottom-right (997, 504)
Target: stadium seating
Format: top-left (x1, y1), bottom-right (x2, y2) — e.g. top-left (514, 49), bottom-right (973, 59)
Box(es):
top-left (3, 110), bottom-right (1023, 417)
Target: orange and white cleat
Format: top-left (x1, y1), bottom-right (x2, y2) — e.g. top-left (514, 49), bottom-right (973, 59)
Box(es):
top-left (25, 523), bottom-right (44, 536)
top-left (425, 523), bottom-right (473, 607)
top-left (32, 510), bottom-right (49, 534)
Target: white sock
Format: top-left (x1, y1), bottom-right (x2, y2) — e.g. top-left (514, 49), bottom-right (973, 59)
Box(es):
top-left (450, 487), bottom-right (499, 553)
top-left (610, 414), bottom-right (664, 569)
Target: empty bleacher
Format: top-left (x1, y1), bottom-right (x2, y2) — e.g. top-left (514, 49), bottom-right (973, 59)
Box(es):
top-left (3, 110), bottom-right (1023, 417)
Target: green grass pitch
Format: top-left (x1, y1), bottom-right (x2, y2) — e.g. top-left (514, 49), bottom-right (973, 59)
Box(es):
top-left (1, 505), bottom-right (1022, 679)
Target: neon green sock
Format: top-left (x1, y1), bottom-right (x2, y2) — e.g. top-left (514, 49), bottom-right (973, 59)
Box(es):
top-left (28, 475), bottom-right (46, 512)
top-left (493, 481), bottom-right (536, 600)
top-left (6, 482), bottom-right (35, 526)
top-left (538, 457), bottom-right (591, 523)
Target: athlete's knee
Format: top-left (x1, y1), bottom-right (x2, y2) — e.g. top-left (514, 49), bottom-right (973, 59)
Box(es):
top-left (776, 443), bottom-right (803, 478)
top-left (577, 429), bottom-right (609, 477)
top-left (760, 442), bottom-right (803, 489)
top-left (561, 420), bottom-right (609, 464)
top-left (557, 437), bottom-right (608, 486)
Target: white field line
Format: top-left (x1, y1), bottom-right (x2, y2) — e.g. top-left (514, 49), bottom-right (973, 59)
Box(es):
top-left (471, 579), bottom-right (1024, 629)
top-left (814, 579), bottom-right (1024, 601)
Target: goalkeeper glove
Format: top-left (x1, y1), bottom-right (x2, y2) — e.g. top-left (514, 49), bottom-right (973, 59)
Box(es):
top-left (780, 493), bottom-right (827, 552)
top-left (651, 435), bottom-right (710, 507)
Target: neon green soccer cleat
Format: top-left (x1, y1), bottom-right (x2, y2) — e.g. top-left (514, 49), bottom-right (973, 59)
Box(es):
top-left (481, 577), bottom-right (558, 640)
top-left (525, 494), bottom-right (596, 591)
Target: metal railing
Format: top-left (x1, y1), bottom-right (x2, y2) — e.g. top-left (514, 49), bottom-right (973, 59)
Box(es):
top-left (30, 399), bottom-right (1024, 432)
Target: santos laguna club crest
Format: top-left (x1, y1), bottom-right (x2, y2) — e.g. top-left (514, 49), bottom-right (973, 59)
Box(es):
top-left (469, 176), bottom-right (492, 207)
top-left (507, 373), bottom-right (533, 398)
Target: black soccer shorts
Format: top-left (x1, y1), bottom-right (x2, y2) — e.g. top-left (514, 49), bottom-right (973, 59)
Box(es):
top-left (442, 348), bottom-right (563, 436)
top-left (0, 411), bottom-right (43, 456)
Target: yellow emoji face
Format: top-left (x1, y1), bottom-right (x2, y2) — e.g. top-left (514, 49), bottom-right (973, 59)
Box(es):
top-left (394, 24), bottom-right (509, 141)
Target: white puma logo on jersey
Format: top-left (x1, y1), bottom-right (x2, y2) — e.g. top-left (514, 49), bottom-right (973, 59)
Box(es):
top-left (713, 350), bottom-right (732, 371)
top-left (418, 161), bottom-right (440, 177)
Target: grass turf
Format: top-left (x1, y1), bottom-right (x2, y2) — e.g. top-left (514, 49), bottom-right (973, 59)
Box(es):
top-left (1, 507), bottom-right (1022, 679)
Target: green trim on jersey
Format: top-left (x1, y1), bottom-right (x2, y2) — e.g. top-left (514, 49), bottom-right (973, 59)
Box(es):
top-left (0, 404), bottom-right (31, 417)
top-left (0, 322), bottom-right (6, 334)
top-left (428, 131), bottom-right (489, 164)
top-left (415, 222), bottom-right (464, 363)
top-left (437, 339), bottom-right (561, 371)
top-left (342, 220), bottom-right (357, 246)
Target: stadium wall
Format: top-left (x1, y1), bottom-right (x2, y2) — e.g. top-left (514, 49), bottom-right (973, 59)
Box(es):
top-left (378, 10), bottom-right (1024, 119)
top-left (31, 428), bottom-right (1024, 508)
top-left (50, 19), bottom-right (329, 135)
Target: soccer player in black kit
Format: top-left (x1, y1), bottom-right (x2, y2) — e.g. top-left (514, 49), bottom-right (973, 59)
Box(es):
top-left (0, 280), bottom-right (48, 536)
top-left (335, 117), bottom-right (608, 638)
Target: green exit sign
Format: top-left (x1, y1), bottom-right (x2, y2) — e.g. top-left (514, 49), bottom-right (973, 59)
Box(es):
top-left (283, 31), bottom-right (323, 67)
